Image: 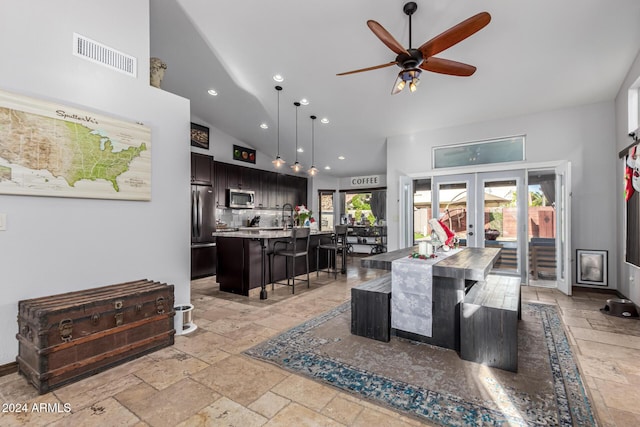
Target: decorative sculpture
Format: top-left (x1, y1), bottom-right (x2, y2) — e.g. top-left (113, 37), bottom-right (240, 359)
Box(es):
top-left (150, 57), bottom-right (167, 88)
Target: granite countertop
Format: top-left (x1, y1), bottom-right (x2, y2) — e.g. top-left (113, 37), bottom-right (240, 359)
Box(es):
top-left (236, 226), bottom-right (283, 231)
top-left (214, 229), bottom-right (332, 239)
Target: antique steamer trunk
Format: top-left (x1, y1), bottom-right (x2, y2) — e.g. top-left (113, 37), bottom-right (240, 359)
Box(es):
top-left (16, 279), bottom-right (175, 394)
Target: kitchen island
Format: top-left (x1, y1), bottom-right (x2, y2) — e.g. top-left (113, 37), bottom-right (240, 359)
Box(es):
top-left (215, 229), bottom-right (333, 298)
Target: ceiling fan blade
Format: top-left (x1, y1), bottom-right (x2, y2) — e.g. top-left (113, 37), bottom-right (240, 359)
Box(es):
top-left (367, 20), bottom-right (410, 56)
top-left (418, 12), bottom-right (491, 58)
top-left (420, 57), bottom-right (477, 76)
top-left (336, 61), bottom-right (397, 76)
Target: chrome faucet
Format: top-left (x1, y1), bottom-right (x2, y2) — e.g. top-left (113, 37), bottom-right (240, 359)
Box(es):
top-left (282, 203), bottom-right (294, 229)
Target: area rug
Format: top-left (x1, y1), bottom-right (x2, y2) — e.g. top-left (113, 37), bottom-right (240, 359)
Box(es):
top-left (244, 302), bottom-right (596, 426)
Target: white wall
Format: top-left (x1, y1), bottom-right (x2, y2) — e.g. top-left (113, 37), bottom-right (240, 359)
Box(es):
top-left (386, 101), bottom-right (617, 289)
top-left (0, 1), bottom-right (191, 364)
top-left (615, 48), bottom-right (640, 304)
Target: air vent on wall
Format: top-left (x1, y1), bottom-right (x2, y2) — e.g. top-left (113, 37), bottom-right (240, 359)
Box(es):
top-left (73, 33), bottom-right (137, 77)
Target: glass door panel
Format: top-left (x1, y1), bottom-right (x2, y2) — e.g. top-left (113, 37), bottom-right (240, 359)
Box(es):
top-left (481, 178), bottom-right (519, 274)
top-left (433, 174), bottom-right (475, 247)
top-left (413, 179), bottom-right (432, 244)
top-left (527, 170), bottom-right (558, 286)
top-left (555, 162), bottom-right (572, 295)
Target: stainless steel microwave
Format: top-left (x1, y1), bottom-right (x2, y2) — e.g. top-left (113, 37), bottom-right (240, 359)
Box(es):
top-left (226, 188), bottom-right (255, 209)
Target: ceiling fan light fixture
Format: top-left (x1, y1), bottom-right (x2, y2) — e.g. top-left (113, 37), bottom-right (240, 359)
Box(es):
top-left (339, 4), bottom-right (489, 94)
top-left (392, 68), bottom-right (421, 94)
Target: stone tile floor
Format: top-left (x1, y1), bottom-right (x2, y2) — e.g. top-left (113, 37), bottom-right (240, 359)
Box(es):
top-left (1, 258), bottom-right (639, 426)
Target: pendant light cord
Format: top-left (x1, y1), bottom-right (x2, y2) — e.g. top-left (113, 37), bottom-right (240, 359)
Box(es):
top-left (311, 115), bottom-right (315, 165)
top-left (294, 102), bottom-right (300, 163)
top-left (275, 86), bottom-right (282, 157)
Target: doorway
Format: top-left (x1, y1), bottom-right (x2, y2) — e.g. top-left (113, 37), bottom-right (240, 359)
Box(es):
top-left (412, 165), bottom-right (571, 294)
top-left (432, 171), bottom-right (526, 279)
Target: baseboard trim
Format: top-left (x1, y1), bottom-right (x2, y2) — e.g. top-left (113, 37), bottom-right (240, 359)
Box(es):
top-left (0, 361), bottom-right (18, 377)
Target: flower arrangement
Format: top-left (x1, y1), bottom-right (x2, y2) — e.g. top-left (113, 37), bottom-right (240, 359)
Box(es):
top-left (408, 252), bottom-right (438, 260)
top-left (294, 205), bottom-right (313, 226)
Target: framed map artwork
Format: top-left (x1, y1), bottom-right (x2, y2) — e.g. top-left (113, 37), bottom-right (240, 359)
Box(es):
top-left (0, 89), bottom-right (151, 200)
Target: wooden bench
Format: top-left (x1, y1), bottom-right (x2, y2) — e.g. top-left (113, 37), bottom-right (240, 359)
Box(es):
top-left (460, 274), bottom-right (521, 372)
top-left (351, 273), bottom-right (392, 342)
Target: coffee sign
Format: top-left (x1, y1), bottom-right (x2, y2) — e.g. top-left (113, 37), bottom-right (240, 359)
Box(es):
top-left (350, 175), bottom-right (381, 187)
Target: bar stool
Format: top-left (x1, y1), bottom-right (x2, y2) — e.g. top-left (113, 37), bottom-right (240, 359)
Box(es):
top-left (317, 225), bottom-right (348, 279)
top-left (271, 227), bottom-right (311, 294)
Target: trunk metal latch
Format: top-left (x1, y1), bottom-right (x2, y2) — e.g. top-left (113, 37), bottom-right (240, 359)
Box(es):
top-left (58, 318), bottom-right (73, 342)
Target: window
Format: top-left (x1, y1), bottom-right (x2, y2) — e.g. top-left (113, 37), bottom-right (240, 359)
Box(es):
top-left (318, 190), bottom-right (334, 231)
top-left (626, 160), bottom-right (640, 267)
top-left (433, 135), bottom-right (525, 169)
top-left (343, 190), bottom-right (386, 226)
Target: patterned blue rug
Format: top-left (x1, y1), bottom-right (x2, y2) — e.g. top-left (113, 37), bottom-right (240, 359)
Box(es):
top-left (244, 302), bottom-right (596, 426)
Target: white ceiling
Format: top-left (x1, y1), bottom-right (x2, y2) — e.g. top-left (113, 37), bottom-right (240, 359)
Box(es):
top-left (150, 0), bottom-right (640, 177)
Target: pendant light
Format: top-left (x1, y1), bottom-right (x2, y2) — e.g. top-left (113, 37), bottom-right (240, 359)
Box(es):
top-left (307, 115), bottom-right (318, 176)
top-left (291, 101), bottom-right (302, 172)
top-left (272, 86), bottom-right (285, 168)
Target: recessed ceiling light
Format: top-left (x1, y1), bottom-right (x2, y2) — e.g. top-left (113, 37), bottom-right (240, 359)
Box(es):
top-left (207, 89), bottom-right (218, 96)
top-left (260, 123), bottom-right (268, 129)
top-left (324, 166), bottom-right (331, 170)
top-left (297, 147), bottom-right (304, 153)
top-left (300, 98), bottom-right (309, 106)
top-left (273, 74), bottom-right (284, 82)
top-left (320, 117), bottom-right (329, 124)
top-left (338, 156), bottom-right (345, 160)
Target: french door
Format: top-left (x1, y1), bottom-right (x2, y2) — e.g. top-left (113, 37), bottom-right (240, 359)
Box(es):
top-left (433, 170), bottom-right (527, 280)
top-left (555, 163), bottom-right (572, 295)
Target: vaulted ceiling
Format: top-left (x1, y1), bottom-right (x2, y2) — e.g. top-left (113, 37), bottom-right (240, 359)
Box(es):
top-left (150, 0), bottom-right (640, 177)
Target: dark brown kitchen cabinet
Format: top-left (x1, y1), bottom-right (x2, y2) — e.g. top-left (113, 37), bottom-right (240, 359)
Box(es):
top-left (276, 174), bottom-right (293, 208)
top-left (294, 175), bottom-right (308, 206)
top-left (241, 167), bottom-right (261, 203)
top-left (214, 161), bottom-right (228, 207)
top-left (226, 164), bottom-right (241, 189)
top-left (213, 161), bottom-right (306, 209)
top-left (191, 152), bottom-right (213, 185)
top-left (261, 171), bottom-right (277, 208)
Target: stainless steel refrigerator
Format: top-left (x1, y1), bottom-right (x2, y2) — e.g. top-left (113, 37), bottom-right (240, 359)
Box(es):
top-left (191, 185), bottom-right (216, 279)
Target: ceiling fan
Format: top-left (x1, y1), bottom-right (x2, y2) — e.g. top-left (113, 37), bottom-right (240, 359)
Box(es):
top-left (337, 2), bottom-right (491, 94)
